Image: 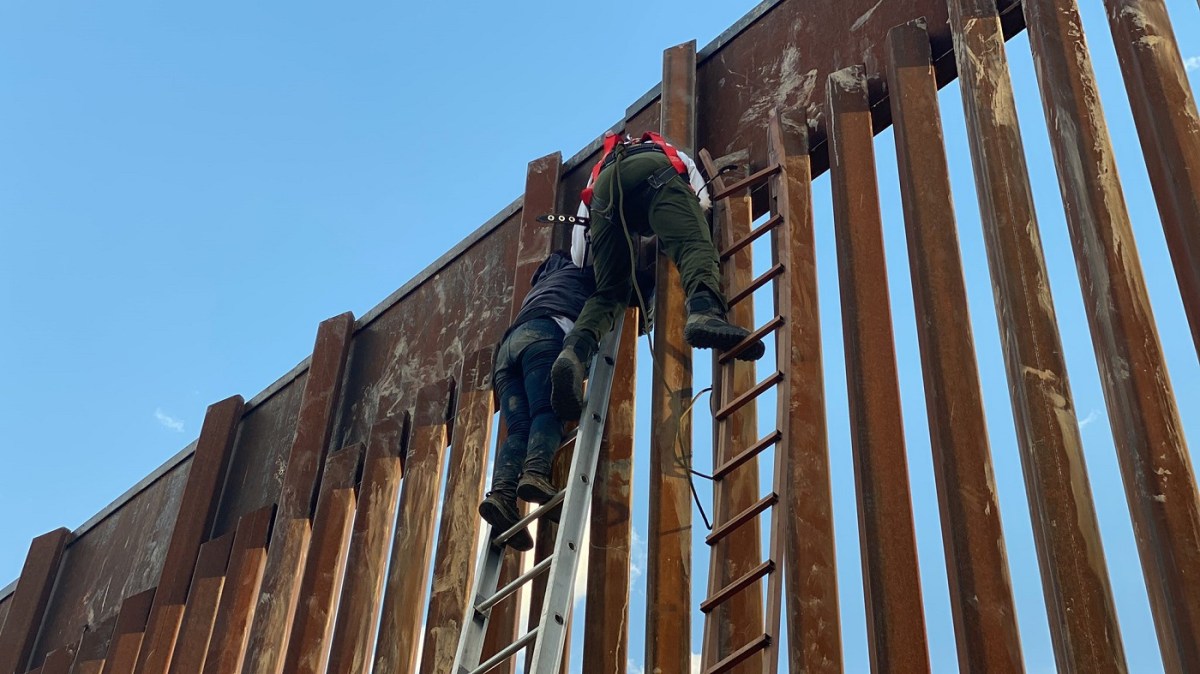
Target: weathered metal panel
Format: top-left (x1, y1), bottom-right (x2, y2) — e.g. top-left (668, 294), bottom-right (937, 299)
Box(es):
top-left (885, 20), bottom-right (1023, 672)
top-left (213, 379), bottom-right (307, 538)
top-left (1022, 2), bottom-right (1200, 670)
top-left (373, 380), bottom-right (453, 673)
top-left (420, 349), bottom-right (496, 674)
top-left (325, 415), bottom-right (407, 674)
top-left (242, 312), bottom-right (354, 674)
top-left (946, 0), bottom-right (1127, 669)
top-left (68, 616), bottom-right (115, 674)
top-left (166, 531), bottom-right (235, 674)
top-left (1104, 0), bottom-right (1200, 358)
top-left (765, 113), bottom-right (841, 673)
top-left (40, 642), bottom-right (78, 674)
top-left (0, 528), bottom-right (70, 674)
top-left (201, 507), bottom-right (273, 674)
top-left (582, 310), bottom-right (637, 674)
top-left (283, 444), bottom-right (362, 674)
top-left (133, 395), bottom-right (244, 674)
top-left (36, 471), bottom-right (187, 663)
top-left (827, 66), bottom-right (930, 672)
top-left (645, 40), bottom-right (696, 674)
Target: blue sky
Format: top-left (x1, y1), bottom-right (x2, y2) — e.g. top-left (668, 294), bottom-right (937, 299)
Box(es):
top-left (1, 1), bottom-right (1198, 672)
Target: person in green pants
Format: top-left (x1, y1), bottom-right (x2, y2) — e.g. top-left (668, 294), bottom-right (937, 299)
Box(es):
top-left (553, 132), bottom-right (765, 421)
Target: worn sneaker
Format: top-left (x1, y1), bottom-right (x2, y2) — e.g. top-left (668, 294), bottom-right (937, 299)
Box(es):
top-left (551, 333), bottom-right (596, 421)
top-left (517, 470), bottom-right (557, 505)
top-left (478, 492), bottom-right (533, 551)
top-left (682, 289), bottom-right (765, 361)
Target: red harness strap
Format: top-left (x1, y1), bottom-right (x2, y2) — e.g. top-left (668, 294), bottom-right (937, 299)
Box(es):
top-left (580, 131), bottom-right (688, 207)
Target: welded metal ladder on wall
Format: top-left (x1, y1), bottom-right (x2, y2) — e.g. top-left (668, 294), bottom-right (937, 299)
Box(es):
top-left (453, 312), bottom-right (626, 674)
top-left (695, 115), bottom-right (797, 674)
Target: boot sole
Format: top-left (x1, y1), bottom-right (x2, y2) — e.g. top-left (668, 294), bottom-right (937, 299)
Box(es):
top-left (478, 501), bottom-right (534, 551)
top-left (684, 323), bottom-right (767, 362)
top-left (551, 358), bottom-right (585, 422)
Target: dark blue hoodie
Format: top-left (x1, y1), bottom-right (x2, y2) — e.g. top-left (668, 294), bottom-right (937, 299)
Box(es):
top-left (509, 251), bottom-right (595, 334)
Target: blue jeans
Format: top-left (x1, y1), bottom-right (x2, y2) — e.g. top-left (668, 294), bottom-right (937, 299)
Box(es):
top-left (491, 318), bottom-right (565, 496)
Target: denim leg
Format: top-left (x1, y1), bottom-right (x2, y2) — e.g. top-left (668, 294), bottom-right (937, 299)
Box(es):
top-left (519, 331), bottom-right (565, 475)
top-left (490, 342), bottom-right (529, 497)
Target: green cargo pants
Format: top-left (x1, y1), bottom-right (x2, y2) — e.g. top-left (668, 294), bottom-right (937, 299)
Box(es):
top-left (571, 151), bottom-right (725, 345)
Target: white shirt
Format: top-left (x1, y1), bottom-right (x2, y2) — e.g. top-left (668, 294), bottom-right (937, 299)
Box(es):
top-left (570, 145), bottom-right (711, 267)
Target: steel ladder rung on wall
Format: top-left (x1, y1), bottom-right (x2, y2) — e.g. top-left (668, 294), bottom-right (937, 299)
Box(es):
top-left (453, 311), bottom-right (626, 674)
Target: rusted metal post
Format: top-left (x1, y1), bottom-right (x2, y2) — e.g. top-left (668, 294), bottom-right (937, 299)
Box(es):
top-left (701, 150), bottom-right (764, 673)
top-left (41, 643), bottom-right (78, 674)
top-left (645, 40), bottom-right (697, 674)
top-left (326, 415), bottom-right (408, 674)
top-left (765, 113), bottom-right (842, 673)
top-left (947, 1), bottom-right (1128, 670)
top-left (165, 532), bottom-right (234, 674)
top-left (0, 528), bottom-right (70, 674)
top-left (582, 309), bottom-right (637, 674)
top-left (201, 507), bottom-right (274, 674)
top-left (282, 444), bottom-right (362, 674)
top-left (885, 20), bottom-right (1024, 672)
top-left (480, 152), bottom-right (561, 674)
top-left (134, 395), bottom-right (244, 674)
top-left (420, 349), bottom-right (496, 674)
top-left (1022, 1), bottom-right (1200, 669)
top-left (100, 588), bottom-right (156, 674)
top-left (827, 65), bottom-right (931, 673)
top-left (241, 312), bottom-right (354, 674)
top-left (1103, 0), bottom-right (1200, 358)
top-left (373, 380), bottom-right (453, 673)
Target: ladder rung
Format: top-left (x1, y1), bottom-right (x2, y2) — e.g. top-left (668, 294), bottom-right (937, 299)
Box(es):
top-left (728, 263), bottom-right (784, 308)
top-left (494, 490), bottom-right (565, 546)
top-left (717, 316), bottom-right (784, 365)
top-left (475, 555), bottom-right (554, 614)
top-left (700, 560), bottom-right (775, 614)
top-left (712, 431), bottom-right (782, 482)
top-left (711, 164), bottom-right (781, 201)
top-left (467, 627), bottom-right (539, 674)
top-left (714, 371), bottom-right (783, 421)
top-left (703, 634), bottom-right (772, 674)
top-left (706, 493), bottom-right (778, 547)
top-left (719, 214), bottom-right (783, 261)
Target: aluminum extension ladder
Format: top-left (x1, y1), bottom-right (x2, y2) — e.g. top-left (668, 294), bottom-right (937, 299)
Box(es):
top-left (453, 312), bottom-right (625, 674)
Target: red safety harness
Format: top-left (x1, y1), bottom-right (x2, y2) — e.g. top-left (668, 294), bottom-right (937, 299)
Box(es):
top-left (580, 131), bottom-right (688, 207)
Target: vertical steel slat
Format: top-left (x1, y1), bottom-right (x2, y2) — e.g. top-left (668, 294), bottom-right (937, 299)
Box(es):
top-left (1022, 1), bottom-right (1200, 670)
top-left (765, 109), bottom-right (843, 673)
top-left (373, 380), bottom-right (454, 673)
top-left (581, 309), bottom-right (637, 674)
top-left (242, 312), bottom-right (355, 674)
top-left (645, 39), bottom-right (698, 674)
top-left (947, 0), bottom-right (1128, 669)
top-left (201, 507), bottom-right (274, 674)
top-left (885, 19), bottom-right (1024, 672)
top-left (282, 444), bottom-right (362, 674)
top-left (420, 349), bottom-right (498, 674)
top-left (827, 66), bottom-right (931, 673)
top-left (325, 415), bottom-right (407, 674)
top-left (1103, 0), bottom-right (1200, 359)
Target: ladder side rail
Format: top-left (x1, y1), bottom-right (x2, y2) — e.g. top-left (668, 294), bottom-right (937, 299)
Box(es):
top-left (527, 312), bottom-right (626, 673)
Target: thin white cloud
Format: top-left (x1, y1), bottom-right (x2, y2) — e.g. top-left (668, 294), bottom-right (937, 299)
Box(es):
top-left (1079, 409), bottom-right (1101, 429)
top-left (630, 528), bottom-right (647, 581)
top-left (1184, 56), bottom-right (1200, 72)
top-left (155, 408), bottom-right (184, 432)
top-left (692, 652), bottom-right (703, 674)
top-left (626, 660), bottom-right (645, 674)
